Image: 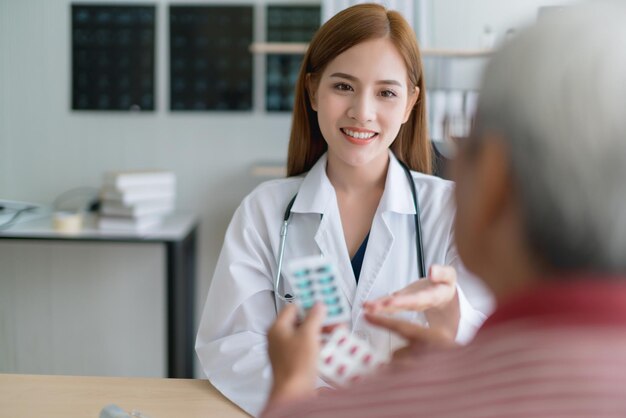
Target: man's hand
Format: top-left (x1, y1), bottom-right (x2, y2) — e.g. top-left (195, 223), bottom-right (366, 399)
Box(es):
top-left (362, 265), bottom-right (460, 338)
top-left (365, 313), bottom-right (458, 362)
top-left (266, 303), bottom-right (326, 407)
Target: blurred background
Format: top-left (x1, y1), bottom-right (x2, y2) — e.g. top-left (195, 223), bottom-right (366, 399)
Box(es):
top-left (0, 0), bottom-right (577, 379)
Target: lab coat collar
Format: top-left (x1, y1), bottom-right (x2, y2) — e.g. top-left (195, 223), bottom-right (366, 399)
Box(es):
top-left (291, 151), bottom-right (417, 216)
top-left (379, 151), bottom-right (418, 215)
top-left (290, 153), bottom-right (334, 215)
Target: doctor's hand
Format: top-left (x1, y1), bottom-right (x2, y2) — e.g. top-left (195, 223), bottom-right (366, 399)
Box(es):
top-left (363, 265), bottom-right (460, 339)
top-left (365, 312), bottom-right (458, 362)
top-left (265, 303), bottom-right (325, 409)
top-left (363, 265), bottom-right (457, 314)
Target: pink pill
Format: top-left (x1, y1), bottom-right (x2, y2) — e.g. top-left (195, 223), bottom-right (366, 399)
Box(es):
top-left (337, 365), bottom-right (346, 376)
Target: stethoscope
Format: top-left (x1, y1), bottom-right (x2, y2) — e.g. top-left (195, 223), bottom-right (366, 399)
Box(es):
top-left (273, 160), bottom-right (425, 312)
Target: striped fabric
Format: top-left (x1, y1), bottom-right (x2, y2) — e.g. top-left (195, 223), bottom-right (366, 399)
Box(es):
top-left (263, 279), bottom-right (626, 418)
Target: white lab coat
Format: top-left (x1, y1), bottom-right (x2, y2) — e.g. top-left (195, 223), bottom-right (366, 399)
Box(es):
top-left (196, 151), bottom-right (493, 416)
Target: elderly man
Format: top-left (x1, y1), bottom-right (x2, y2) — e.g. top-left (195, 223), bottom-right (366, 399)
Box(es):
top-left (260, 2), bottom-right (626, 417)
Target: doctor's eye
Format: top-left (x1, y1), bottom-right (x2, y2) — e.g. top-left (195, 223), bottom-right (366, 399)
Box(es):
top-left (333, 82), bottom-right (354, 92)
top-left (380, 89), bottom-right (398, 98)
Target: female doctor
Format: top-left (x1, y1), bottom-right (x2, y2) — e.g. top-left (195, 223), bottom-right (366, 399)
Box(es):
top-left (196, 4), bottom-right (490, 416)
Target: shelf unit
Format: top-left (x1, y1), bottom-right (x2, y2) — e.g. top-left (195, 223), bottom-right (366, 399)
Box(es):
top-left (250, 42), bottom-right (492, 57)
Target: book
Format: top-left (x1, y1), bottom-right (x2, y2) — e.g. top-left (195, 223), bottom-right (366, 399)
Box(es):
top-left (100, 186), bottom-right (175, 205)
top-left (98, 215), bottom-right (163, 232)
top-left (100, 200), bottom-right (174, 218)
top-left (103, 170), bottom-right (176, 189)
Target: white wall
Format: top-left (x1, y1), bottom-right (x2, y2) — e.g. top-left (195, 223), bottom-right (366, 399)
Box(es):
top-left (0, 0), bottom-right (302, 377)
top-left (429, 0), bottom-right (580, 49)
top-left (0, 0), bottom-right (582, 377)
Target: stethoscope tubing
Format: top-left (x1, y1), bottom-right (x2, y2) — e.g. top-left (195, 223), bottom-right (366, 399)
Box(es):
top-left (274, 196), bottom-right (298, 311)
top-left (399, 159), bottom-right (426, 279)
top-left (273, 160), bottom-right (425, 311)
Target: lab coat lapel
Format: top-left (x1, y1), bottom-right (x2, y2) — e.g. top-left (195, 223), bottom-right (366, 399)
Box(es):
top-left (350, 207), bottom-right (393, 325)
top-left (291, 154), bottom-right (357, 309)
top-left (314, 201), bottom-right (358, 310)
top-left (352, 152), bottom-right (416, 323)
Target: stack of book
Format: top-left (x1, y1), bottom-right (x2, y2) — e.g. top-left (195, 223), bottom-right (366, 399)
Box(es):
top-left (98, 170), bottom-right (176, 232)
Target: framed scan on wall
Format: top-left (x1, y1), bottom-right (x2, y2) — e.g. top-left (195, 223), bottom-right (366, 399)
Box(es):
top-left (71, 4), bottom-right (156, 111)
top-left (169, 5), bottom-right (253, 111)
top-left (266, 5), bottom-right (320, 112)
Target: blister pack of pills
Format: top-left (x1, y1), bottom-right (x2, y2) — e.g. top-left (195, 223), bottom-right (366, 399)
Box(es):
top-left (318, 327), bottom-right (387, 387)
top-left (285, 256), bottom-right (351, 326)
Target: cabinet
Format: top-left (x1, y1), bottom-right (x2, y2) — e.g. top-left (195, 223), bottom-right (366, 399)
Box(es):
top-left (0, 213), bottom-right (198, 378)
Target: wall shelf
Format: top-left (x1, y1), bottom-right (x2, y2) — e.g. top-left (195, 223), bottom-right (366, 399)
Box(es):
top-left (250, 162), bottom-right (287, 178)
top-left (249, 140), bottom-right (454, 179)
top-left (250, 42), bottom-right (492, 58)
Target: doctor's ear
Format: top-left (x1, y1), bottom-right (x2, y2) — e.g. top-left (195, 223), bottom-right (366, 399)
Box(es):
top-left (306, 73), bottom-right (319, 111)
top-left (402, 86), bottom-right (419, 123)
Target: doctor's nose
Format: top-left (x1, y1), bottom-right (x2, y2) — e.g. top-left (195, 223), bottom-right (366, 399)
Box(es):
top-left (347, 94), bottom-right (376, 123)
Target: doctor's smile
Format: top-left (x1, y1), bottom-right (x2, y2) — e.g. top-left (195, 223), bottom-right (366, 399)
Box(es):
top-left (340, 127), bottom-right (379, 144)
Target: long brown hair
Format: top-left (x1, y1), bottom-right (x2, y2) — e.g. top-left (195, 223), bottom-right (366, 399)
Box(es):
top-left (286, 3), bottom-right (430, 176)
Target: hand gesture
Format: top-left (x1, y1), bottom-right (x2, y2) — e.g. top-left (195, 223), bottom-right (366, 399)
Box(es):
top-left (363, 265), bottom-right (458, 314)
top-left (363, 265), bottom-right (460, 339)
top-left (266, 303), bottom-right (326, 406)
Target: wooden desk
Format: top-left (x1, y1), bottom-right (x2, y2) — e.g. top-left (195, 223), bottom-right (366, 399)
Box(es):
top-left (0, 213), bottom-right (198, 378)
top-left (0, 374), bottom-right (250, 418)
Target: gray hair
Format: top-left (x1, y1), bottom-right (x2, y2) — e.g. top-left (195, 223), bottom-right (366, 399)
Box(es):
top-left (475, 2), bottom-right (626, 273)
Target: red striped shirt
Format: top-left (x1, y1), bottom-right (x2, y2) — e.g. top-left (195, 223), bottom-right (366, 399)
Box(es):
top-left (262, 278), bottom-right (626, 418)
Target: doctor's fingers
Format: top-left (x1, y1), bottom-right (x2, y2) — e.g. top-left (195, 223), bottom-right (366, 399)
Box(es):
top-left (363, 279), bottom-right (429, 312)
top-left (363, 265), bottom-right (457, 313)
top-left (389, 264), bottom-right (456, 299)
top-left (386, 267), bottom-right (458, 311)
top-left (394, 283), bottom-right (457, 311)
top-left (364, 282), bottom-right (443, 314)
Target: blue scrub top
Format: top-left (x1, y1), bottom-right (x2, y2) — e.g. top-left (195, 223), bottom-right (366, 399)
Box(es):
top-left (351, 232), bottom-right (369, 283)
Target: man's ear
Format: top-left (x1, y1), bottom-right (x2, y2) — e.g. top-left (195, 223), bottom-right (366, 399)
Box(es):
top-left (306, 74), bottom-right (318, 111)
top-left (475, 136), bottom-right (512, 236)
top-left (402, 86), bottom-right (419, 123)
